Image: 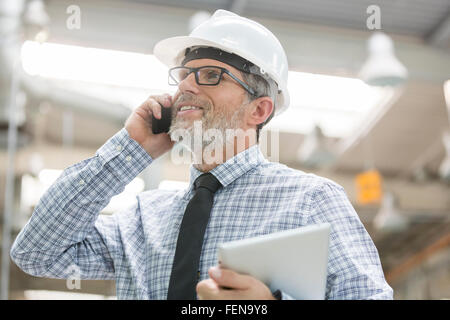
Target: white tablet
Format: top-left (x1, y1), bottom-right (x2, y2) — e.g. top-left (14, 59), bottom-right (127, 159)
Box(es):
top-left (217, 223), bottom-right (331, 300)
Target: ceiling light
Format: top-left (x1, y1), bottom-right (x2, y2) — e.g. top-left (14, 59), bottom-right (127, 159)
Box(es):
top-left (359, 32), bottom-right (408, 87)
top-left (373, 192), bottom-right (409, 233)
top-left (297, 125), bottom-right (336, 167)
top-left (23, 0), bottom-right (49, 27)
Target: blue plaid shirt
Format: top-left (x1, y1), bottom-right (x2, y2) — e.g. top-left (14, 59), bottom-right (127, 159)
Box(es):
top-left (11, 128), bottom-right (393, 300)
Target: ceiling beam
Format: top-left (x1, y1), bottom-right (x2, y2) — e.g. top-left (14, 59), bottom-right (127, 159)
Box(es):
top-left (385, 232), bottom-right (450, 284)
top-left (426, 11), bottom-right (450, 49)
top-left (229, 0), bottom-right (247, 15)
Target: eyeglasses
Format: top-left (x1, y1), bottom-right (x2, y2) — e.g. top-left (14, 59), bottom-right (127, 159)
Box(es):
top-left (168, 65), bottom-right (256, 96)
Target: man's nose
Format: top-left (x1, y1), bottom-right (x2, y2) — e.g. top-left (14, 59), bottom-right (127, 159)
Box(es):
top-left (177, 71), bottom-right (201, 95)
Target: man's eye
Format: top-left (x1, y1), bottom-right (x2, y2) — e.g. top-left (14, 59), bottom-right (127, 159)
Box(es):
top-left (206, 71), bottom-right (220, 79)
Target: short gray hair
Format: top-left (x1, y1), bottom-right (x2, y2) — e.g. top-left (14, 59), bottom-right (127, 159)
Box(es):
top-left (240, 72), bottom-right (277, 142)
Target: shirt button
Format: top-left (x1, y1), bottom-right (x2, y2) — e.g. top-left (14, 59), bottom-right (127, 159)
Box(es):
top-left (79, 179), bottom-right (85, 185)
top-left (116, 145), bottom-right (122, 152)
top-left (126, 155), bottom-right (132, 162)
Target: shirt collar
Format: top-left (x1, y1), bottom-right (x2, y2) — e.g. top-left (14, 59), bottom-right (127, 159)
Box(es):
top-left (189, 144), bottom-right (267, 189)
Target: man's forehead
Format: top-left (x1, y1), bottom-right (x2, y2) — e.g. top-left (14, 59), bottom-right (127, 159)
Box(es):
top-left (183, 58), bottom-right (239, 73)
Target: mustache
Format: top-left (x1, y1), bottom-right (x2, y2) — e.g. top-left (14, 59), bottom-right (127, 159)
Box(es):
top-left (173, 93), bottom-right (211, 111)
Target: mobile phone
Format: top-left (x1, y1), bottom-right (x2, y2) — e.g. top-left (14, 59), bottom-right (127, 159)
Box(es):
top-left (152, 102), bottom-right (172, 134)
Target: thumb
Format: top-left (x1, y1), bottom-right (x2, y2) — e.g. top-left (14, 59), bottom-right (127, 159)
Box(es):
top-left (208, 266), bottom-right (253, 290)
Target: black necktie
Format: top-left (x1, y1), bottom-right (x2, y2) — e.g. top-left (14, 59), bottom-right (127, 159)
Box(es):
top-left (167, 172), bottom-right (222, 300)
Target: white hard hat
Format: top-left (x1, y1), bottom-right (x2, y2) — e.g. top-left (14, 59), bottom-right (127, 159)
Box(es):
top-left (153, 9), bottom-right (290, 115)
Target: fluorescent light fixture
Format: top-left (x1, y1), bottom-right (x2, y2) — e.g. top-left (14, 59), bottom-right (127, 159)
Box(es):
top-left (21, 41), bottom-right (173, 92)
top-left (267, 71), bottom-right (395, 138)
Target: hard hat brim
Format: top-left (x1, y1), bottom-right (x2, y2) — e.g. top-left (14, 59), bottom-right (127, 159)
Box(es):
top-left (154, 36), bottom-right (228, 68)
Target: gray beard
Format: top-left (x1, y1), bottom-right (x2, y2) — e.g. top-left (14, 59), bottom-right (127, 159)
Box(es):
top-left (168, 102), bottom-right (247, 153)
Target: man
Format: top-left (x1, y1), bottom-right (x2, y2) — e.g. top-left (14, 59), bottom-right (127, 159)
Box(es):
top-left (11, 10), bottom-right (393, 300)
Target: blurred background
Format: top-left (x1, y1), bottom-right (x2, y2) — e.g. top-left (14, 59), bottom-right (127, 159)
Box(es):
top-left (0, 0), bottom-right (449, 300)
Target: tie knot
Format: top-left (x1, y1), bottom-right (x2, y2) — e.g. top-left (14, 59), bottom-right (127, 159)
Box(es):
top-left (194, 173), bottom-right (222, 193)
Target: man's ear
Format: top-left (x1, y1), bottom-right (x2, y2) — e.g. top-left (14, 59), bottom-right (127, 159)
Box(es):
top-left (247, 96), bottom-right (274, 127)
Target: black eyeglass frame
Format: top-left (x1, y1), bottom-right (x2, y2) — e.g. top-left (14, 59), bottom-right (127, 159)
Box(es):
top-left (168, 65), bottom-right (257, 97)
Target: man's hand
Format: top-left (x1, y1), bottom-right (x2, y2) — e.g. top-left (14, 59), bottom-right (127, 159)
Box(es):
top-left (196, 266), bottom-right (276, 300)
top-left (125, 93), bottom-right (175, 159)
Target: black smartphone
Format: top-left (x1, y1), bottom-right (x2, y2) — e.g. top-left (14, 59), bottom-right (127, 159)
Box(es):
top-left (151, 102), bottom-right (172, 134)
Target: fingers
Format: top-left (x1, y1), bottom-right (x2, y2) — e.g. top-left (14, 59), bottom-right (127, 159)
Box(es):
top-left (196, 278), bottom-right (240, 300)
top-left (155, 94), bottom-right (173, 119)
top-left (140, 93), bottom-right (172, 120)
top-left (208, 266), bottom-right (254, 290)
top-left (198, 268), bottom-right (274, 300)
top-left (160, 93), bottom-right (173, 108)
top-left (196, 279), bottom-right (220, 300)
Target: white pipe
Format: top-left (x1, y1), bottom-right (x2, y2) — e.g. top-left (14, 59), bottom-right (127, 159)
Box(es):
top-left (1, 54), bottom-right (20, 301)
top-left (0, 0), bottom-right (25, 301)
